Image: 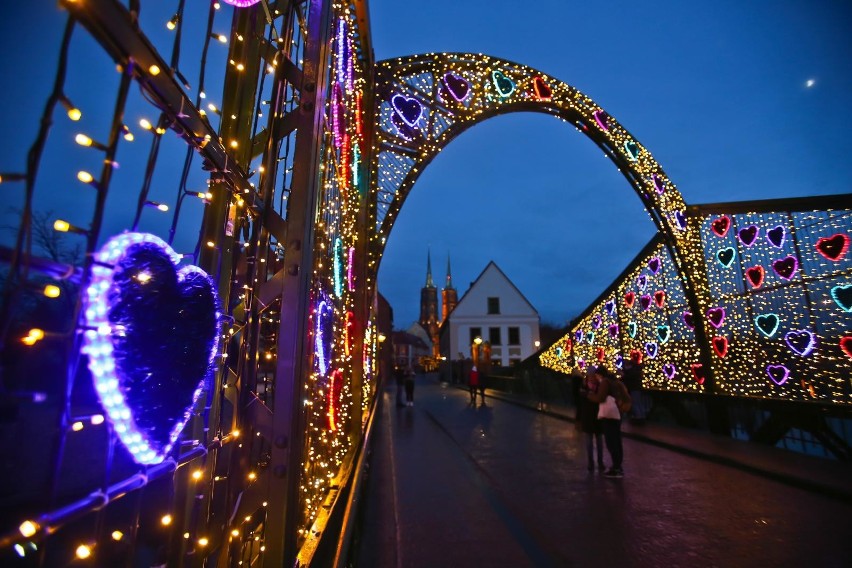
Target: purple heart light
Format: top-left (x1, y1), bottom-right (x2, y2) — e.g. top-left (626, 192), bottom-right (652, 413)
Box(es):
top-left (83, 233), bottom-right (220, 465)
top-left (784, 330), bottom-right (816, 356)
top-left (766, 364), bottom-right (790, 386)
top-left (442, 72), bottom-right (470, 102)
top-left (391, 94), bottom-right (423, 127)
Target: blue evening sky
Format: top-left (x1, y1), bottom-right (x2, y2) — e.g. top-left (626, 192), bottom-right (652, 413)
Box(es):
top-left (1, 1), bottom-right (850, 330)
top-left (371, 0), bottom-right (852, 327)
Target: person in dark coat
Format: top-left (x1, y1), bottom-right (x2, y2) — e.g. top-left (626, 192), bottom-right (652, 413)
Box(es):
top-left (575, 369), bottom-right (605, 472)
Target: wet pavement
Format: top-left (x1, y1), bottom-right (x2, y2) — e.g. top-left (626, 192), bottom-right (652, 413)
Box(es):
top-left (354, 375), bottom-right (852, 567)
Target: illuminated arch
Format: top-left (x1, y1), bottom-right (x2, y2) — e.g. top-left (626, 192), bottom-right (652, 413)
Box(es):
top-left (369, 52), bottom-right (715, 381)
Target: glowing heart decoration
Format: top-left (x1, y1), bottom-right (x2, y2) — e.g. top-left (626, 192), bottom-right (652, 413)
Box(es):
top-left (314, 297), bottom-right (334, 376)
top-left (815, 233), bottom-right (849, 261)
top-left (532, 76), bottom-right (552, 101)
top-left (222, 0), bottom-right (261, 6)
top-left (639, 294), bottom-right (652, 311)
top-left (657, 325), bottom-right (670, 343)
top-left (673, 211), bottom-right (687, 231)
top-left (578, 359), bottom-right (586, 369)
top-left (840, 336), bottom-right (852, 360)
top-left (717, 247), bottom-right (735, 268)
top-left (596, 348), bottom-right (605, 361)
top-left (83, 233), bottom-right (220, 465)
top-left (772, 256), bottom-right (798, 280)
top-left (663, 363), bottom-right (676, 380)
top-left (738, 225), bottom-right (759, 247)
top-left (592, 109), bottom-right (609, 131)
top-left (624, 140), bottom-right (640, 162)
top-left (766, 225), bottom-right (785, 248)
top-left (565, 338), bottom-right (573, 352)
top-left (645, 342), bottom-right (658, 358)
top-left (745, 265), bottom-right (764, 289)
top-left (652, 174), bottom-right (665, 195)
top-left (831, 284), bottom-right (852, 312)
top-left (636, 275), bottom-right (647, 291)
top-left (587, 332), bottom-right (596, 344)
top-left (711, 215), bottom-right (730, 237)
top-left (627, 321), bottom-right (638, 338)
top-left (615, 354), bottom-right (624, 369)
top-left (784, 330), bottom-right (816, 356)
top-left (653, 290), bottom-right (666, 308)
top-left (766, 364), bottom-right (790, 386)
top-left (648, 257), bottom-right (661, 275)
top-left (691, 363), bottom-right (706, 385)
top-left (754, 313), bottom-right (780, 337)
top-left (605, 299), bottom-right (616, 317)
top-left (624, 291), bottom-right (635, 308)
top-left (712, 336), bottom-right (729, 358)
top-left (706, 307), bottom-right (726, 329)
top-left (491, 70), bottom-right (515, 97)
top-left (391, 94), bottom-right (423, 127)
top-left (608, 324), bottom-right (619, 337)
top-left (575, 330), bottom-right (584, 342)
top-left (592, 314), bottom-right (602, 329)
top-left (630, 349), bottom-right (643, 364)
top-left (442, 72), bottom-right (470, 102)
top-left (682, 311), bottom-right (695, 330)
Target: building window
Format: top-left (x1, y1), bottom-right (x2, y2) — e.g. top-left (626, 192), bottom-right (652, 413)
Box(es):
top-left (487, 297), bottom-right (500, 314)
top-left (508, 327), bottom-right (520, 345)
top-left (489, 327), bottom-right (501, 345)
top-left (469, 327), bottom-right (482, 345)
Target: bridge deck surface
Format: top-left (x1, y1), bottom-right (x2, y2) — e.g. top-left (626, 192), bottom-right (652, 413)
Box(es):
top-left (354, 374), bottom-right (852, 567)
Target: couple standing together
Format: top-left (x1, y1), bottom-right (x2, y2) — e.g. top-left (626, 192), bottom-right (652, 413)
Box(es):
top-left (575, 365), bottom-right (631, 478)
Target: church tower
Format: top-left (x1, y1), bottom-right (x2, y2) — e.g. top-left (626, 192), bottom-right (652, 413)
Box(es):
top-left (441, 253), bottom-right (458, 324)
top-left (419, 250), bottom-right (440, 359)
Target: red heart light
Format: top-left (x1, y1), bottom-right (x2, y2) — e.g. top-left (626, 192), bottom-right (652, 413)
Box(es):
top-left (532, 76), bottom-right (552, 101)
top-left (630, 349), bottom-right (642, 363)
top-left (712, 336), bottom-right (728, 358)
top-left (815, 233), bottom-right (849, 261)
top-left (654, 290), bottom-right (666, 308)
top-left (745, 265), bottom-right (765, 289)
top-left (691, 363), bottom-right (706, 385)
top-left (840, 336), bottom-right (852, 360)
top-left (711, 215), bottom-right (730, 237)
top-left (596, 347), bottom-right (605, 361)
top-left (624, 291), bottom-right (635, 308)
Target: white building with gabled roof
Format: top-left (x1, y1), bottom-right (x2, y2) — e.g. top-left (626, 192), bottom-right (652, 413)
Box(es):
top-left (439, 261), bottom-right (540, 368)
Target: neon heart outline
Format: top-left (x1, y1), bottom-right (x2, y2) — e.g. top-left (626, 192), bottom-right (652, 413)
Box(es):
top-left (627, 322), bottom-right (638, 338)
top-left (391, 93), bottom-right (423, 127)
top-left (738, 225), bottom-right (760, 247)
top-left (593, 109), bottom-right (609, 131)
top-left (674, 211), bottom-right (687, 231)
top-left (784, 330), bottom-right (816, 356)
top-left (772, 256), bottom-right (798, 280)
top-left (575, 330), bottom-right (584, 342)
top-left (624, 140), bottom-right (639, 162)
top-left (592, 314), bottom-right (602, 329)
top-left (654, 290), bottom-right (666, 308)
top-left (624, 291), bottom-right (635, 308)
top-left (831, 284), bottom-right (852, 312)
top-left (645, 342), bottom-right (658, 358)
top-left (707, 307), bottom-right (726, 329)
top-left (754, 313), bottom-right (780, 337)
top-left (532, 76), bottom-right (552, 101)
top-left (596, 347), bottom-right (605, 361)
top-left (691, 363), bottom-right (706, 385)
top-left (615, 354), bottom-right (624, 369)
top-left (815, 233), bottom-right (850, 261)
top-left (711, 215), bottom-right (730, 237)
top-left (491, 70), bottom-right (515, 97)
top-left (766, 225), bottom-right (785, 248)
top-left (663, 363), bottom-right (676, 380)
top-left (657, 325), bottom-right (670, 344)
top-left (717, 247), bottom-right (735, 268)
top-left (639, 294), bottom-right (652, 311)
top-left (648, 256), bottom-right (661, 274)
top-left (608, 324), bottom-right (619, 338)
top-left (636, 275), bottom-right (647, 291)
top-left (712, 336), bottom-right (729, 357)
top-left (442, 72), bottom-right (470, 102)
top-left (652, 174), bottom-right (665, 195)
top-left (605, 299), bottom-right (616, 316)
top-left (745, 265), bottom-right (765, 289)
top-left (83, 233), bottom-right (220, 465)
top-left (840, 335), bottom-right (852, 360)
top-left (766, 364), bottom-right (790, 386)
top-left (682, 311), bottom-right (695, 330)
top-left (587, 332), bottom-right (596, 344)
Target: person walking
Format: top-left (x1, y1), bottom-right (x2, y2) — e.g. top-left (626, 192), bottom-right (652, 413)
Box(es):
top-left (404, 365), bottom-right (416, 407)
top-left (575, 369), bottom-right (605, 472)
top-left (468, 365), bottom-right (479, 405)
top-left (586, 366), bottom-right (627, 478)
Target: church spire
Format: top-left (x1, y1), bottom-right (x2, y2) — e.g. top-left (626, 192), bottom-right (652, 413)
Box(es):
top-left (445, 253), bottom-right (454, 290)
top-left (425, 249), bottom-right (435, 288)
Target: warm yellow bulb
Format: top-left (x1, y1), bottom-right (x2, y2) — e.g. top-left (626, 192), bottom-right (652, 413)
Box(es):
top-left (44, 284), bottom-right (61, 298)
top-left (216, 34), bottom-right (227, 44)
top-left (139, 119), bottom-right (153, 130)
top-left (166, 20), bottom-right (176, 31)
top-left (72, 421), bottom-right (84, 432)
top-left (156, 203), bottom-right (169, 212)
top-left (161, 515), bottom-right (172, 526)
top-left (77, 171), bottom-right (94, 183)
top-left (111, 531), bottom-right (124, 541)
top-left (198, 537), bottom-right (209, 547)
top-left (28, 328), bottom-right (45, 341)
top-left (75, 134), bottom-right (93, 147)
top-left (123, 131), bottom-right (134, 142)
top-left (207, 103), bottom-right (217, 112)
top-left (229, 140), bottom-right (238, 149)
top-left (192, 470), bottom-right (203, 480)
top-left (67, 107), bottom-right (82, 121)
top-left (19, 521), bottom-right (38, 538)
top-left (148, 64), bottom-right (161, 76)
top-left (231, 529), bottom-right (239, 537)
top-left (75, 544), bottom-right (91, 559)
top-left (232, 430), bottom-right (240, 438)
top-left (236, 63), bottom-right (245, 71)
top-left (248, 472), bottom-right (257, 481)
top-left (91, 414), bottom-right (104, 425)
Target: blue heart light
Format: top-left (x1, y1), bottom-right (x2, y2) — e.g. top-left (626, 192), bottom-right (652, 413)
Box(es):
top-left (784, 330), bottom-right (816, 356)
top-left (83, 233), bottom-right (220, 465)
top-left (491, 70), bottom-right (515, 97)
top-left (716, 247), bottom-right (735, 267)
top-left (755, 313), bottom-right (780, 337)
top-left (645, 342), bottom-right (658, 358)
top-left (391, 93), bottom-right (423, 127)
top-left (831, 284), bottom-right (852, 312)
